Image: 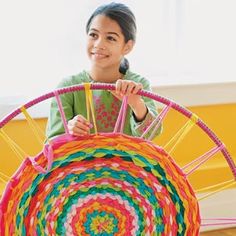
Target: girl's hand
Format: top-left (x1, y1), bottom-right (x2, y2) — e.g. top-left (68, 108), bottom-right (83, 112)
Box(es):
top-left (116, 79), bottom-right (143, 96)
top-left (111, 79), bottom-right (148, 122)
top-left (113, 79), bottom-right (143, 108)
top-left (68, 115), bottom-right (91, 136)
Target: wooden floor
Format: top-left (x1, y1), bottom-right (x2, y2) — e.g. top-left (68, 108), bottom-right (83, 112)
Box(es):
top-left (200, 228), bottom-right (236, 236)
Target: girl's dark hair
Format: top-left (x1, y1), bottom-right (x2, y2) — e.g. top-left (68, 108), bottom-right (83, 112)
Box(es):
top-left (86, 2), bottom-right (136, 74)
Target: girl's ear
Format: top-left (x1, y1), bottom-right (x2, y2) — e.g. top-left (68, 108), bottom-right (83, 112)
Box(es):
top-left (123, 40), bottom-right (135, 55)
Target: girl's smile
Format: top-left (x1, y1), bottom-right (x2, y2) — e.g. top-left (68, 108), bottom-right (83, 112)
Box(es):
top-left (87, 15), bottom-right (129, 69)
top-left (90, 51), bottom-right (109, 60)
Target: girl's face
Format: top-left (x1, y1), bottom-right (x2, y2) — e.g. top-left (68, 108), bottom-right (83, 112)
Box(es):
top-left (86, 15), bottom-right (133, 71)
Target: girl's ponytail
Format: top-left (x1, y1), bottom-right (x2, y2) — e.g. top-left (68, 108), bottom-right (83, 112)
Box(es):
top-left (119, 57), bottom-right (129, 75)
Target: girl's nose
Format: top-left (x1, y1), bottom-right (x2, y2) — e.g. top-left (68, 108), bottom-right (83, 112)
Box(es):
top-left (94, 38), bottom-right (106, 50)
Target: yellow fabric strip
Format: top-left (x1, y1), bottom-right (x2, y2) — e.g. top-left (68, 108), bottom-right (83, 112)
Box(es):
top-left (84, 83), bottom-right (91, 125)
top-left (198, 181), bottom-right (236, 201)
top-left (84, 83), bottom-right (98, 134)
top-left (20, 106), bottom-right (46, 145)
top-left (164, 113), bottom-right (198, 154)
top-left (195, 179), bottom-right (235, 193)
top-left (0, 129), bottom-right (26, 161)
top-left (88, 90), bottom-right (98, 134)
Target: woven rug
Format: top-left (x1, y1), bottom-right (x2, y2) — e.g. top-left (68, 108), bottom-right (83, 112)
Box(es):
top-left (0, 133), bottom-right (200, 235)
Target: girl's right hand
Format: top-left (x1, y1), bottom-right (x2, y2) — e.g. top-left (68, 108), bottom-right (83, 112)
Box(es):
top-left (68, 115), bottom-right (91, 136)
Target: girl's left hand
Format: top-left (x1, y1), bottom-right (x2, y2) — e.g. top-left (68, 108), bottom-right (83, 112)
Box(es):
top-left (112, 79), bottom-right (143, 109)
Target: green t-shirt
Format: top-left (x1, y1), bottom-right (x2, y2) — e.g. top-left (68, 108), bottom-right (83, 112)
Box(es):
top-left (46, 70), bottom-right (160, 140)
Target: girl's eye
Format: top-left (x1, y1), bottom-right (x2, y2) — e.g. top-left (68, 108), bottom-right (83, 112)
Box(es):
top-left (107, 36), bottom-right (116, 41)
top-left (89, 32), bottom-right (97, 38)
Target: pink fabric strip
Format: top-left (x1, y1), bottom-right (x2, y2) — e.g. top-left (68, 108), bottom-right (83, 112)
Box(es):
top-left (29, 144), bottom-right (53, 173)
top-left (201, 222), bottom-right (236, 226)
top-left (202, 218), bottom-right (236, 221)
top-left (184, 145), bottom-right (224, 176)
top-left (202, 218), bottom-right (236, 226)
top-left (148, 103), bottom-right (172, 140)
top-left (201, 218), bottom-right (236, 226)
top-left (120, 96), bottom-right (128, 133)
top-left (141, 103), bottom-right (172, 139)
top-left (113, 96), bottom-right (128, 133)
top-left (182, 145), bottom-right (224, 170)
top-left (54, 90), bottom-right (69, 135)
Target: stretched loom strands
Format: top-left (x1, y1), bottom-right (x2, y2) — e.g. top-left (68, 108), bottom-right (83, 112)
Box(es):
top-left (164, 114), bottom-right (198, 155)
top-left (0, 129), bottom-right (26, 161)
top-left (20, 106), bottom-right (46, 145)
top-left (84, 83), bottom-right (98, 134)
top-left (54, 91), bottom-right (70, 135)
top-left (0, 172), bottom-right (10, 184)
top-left (183, 145), bottom-right (224, 176)
top-left (195, 179), bottom-right (235, 193)
top-left (198, 181), bottom-right (236, 201)
top-left (141, 103), bottom-right (172, 140)
top-left (113, 96), bottom-right (128, 133)
top-left (201, 218), bottom-right (236, 227)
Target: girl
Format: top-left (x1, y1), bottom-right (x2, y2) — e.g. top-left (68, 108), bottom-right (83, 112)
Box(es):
top-left (46, 2), bottom-right (160, 139)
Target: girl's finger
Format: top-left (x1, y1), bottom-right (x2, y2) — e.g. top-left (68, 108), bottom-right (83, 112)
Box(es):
top-left (68, 115), bottom-right (91, 136)
top-left (132, 83), bottom-right (143, 94)
top-left (75, 115), bottom-right (90, 126)
top-left (125, 82), bottom-right (136, 95)
top-left (77, 120), bottom-right (90, 131)
top-left (68, 117), bottom-right (89, 130)
top-left (120, 81), bottom-right (129, 95)
top-left (69, 126), bottom-right (89, 136)
top-left (115, 79), bottom-right (123, 95)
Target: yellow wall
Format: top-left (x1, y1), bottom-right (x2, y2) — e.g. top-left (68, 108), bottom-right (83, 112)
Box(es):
top-left (0, 103), bottom-right (236, 195)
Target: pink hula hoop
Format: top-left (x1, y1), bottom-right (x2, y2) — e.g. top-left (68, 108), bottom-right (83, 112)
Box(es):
top-left (0, 83), bottom-right (235, 178)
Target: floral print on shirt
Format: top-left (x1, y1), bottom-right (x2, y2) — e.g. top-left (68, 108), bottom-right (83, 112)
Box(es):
top-left (93, 93), bottom-right (120, 132)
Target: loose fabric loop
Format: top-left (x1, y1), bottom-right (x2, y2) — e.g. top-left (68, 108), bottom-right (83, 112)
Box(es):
top-left (164, 113), bottom-right (199, 154)
top-left (141, 102), bottom-right (172, 140)
top-left (29, 144), bottom-right (53, 174)
top-left (54, 90), bottom-right (70, 135)
top-left (113, 95), bottom-right (128, 133)
top-left (20, 106), bottom-right (46, 145)
top-left (84, 83), bottom-right (98, 134)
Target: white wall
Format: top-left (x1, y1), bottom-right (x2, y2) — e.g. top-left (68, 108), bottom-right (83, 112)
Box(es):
top-left (0, 0), bottom-right (236, 99)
